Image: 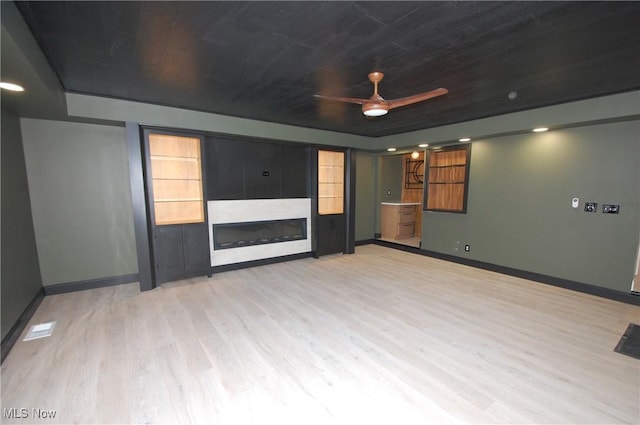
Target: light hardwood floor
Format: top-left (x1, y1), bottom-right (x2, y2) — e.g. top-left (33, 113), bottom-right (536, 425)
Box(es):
top-left (2, 245), bottom-right (639, 424)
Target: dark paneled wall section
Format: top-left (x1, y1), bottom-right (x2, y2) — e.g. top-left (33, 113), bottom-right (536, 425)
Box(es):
top-left (148, 134), bottom-right (321, 286)
top-left (205, 137), bottom-right (310, 201)
top-left (149, 134), bottom-right (314, 286)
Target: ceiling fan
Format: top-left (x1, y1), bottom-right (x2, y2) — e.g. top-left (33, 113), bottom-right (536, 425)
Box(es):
top-left (314, 71), bottom-right (448, 117)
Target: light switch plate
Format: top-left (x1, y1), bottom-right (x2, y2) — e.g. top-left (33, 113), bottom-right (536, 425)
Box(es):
top-left (571, 197), bottom-right (579, 208)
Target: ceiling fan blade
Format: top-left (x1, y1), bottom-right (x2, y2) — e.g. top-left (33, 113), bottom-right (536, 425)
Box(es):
top-left (313, 94), bottom-right (371, 105)
top-left (387, 88), bottom-right (448, 110)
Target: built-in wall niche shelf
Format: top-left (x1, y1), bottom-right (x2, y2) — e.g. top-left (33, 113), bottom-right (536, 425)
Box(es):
top-left (427, 163), bottom-right (466, 184)
top-left (318, 150), bottom-right (344, 215)
top-left (148, 134), bottom-right (204, 225)
top-left (424, 145), bottom-right (471, 213)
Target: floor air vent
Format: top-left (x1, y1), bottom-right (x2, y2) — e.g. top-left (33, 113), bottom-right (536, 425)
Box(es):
top-left (23, 321), bottom-right (56, 341)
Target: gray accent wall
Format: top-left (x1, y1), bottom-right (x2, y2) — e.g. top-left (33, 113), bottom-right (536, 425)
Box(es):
top-left (20, 119), bottom-right (137, 286)
top-left (1, 108), bottom-right (43, 340)
top-left (421, 120), bottom-right (640, 292)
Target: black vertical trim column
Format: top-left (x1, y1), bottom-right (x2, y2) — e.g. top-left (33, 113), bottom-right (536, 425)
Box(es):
top-left (310, 148), bottom-right (319, 258)
top-left (199, 137), bottom-right (213, 278)
top-left (344, 148), bottom-right (356, 254)
top-left (126, 122), bottom-right (155, 291)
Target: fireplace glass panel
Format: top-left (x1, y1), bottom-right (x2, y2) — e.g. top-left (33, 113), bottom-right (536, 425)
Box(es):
top-left (213, 218), bottom-right (307, 250)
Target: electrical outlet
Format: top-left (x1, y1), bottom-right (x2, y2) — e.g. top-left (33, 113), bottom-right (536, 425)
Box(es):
top-left (464, 245), bottom-right (470, 252)
top-left (602, 204), bottom-right (620, 214)
top-left (584, 202), bottom-right (597, 213)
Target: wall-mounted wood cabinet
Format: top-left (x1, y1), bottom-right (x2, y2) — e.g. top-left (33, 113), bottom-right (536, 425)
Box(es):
top-left (243, 141), bottom-right (281, 199)
top-left (280, 144), bottom-right (309, 198)
top-left (204, 137), bottom-right (246, 200)
top-left (205, 137), bottom-right (309, 200)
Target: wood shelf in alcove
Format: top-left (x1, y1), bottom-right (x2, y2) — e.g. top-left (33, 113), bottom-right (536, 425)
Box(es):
top-left (318, 150), bottom-right (344, 215)
top-left (425, 145), bottom-right (470, 213)
top-left (148, 134), bottom-right (204, 225)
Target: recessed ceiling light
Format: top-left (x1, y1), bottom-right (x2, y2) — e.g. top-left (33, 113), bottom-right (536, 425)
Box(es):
top-left (532, 127), bottom-right (549, 132)
top-left (418, 143), bottom-right (429, 148)
top-left (0, 82), bottom-right (25, 92)
top-left (458, 137), bottom-right (471, 142)
top-left (387, 147), bottom-right (397, 152)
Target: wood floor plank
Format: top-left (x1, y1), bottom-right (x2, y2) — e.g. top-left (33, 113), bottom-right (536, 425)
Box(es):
top-left (2, 244), bottom-right (638, 424)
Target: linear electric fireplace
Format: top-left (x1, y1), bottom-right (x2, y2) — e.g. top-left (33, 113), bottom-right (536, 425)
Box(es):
top-left (213, 218), bottom-right (307, 250)
top-left (208, 199), bottom-right (312, 267)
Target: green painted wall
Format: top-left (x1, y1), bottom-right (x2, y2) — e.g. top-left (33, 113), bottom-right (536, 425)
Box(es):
top-left (20, 119), bottom-right (137, 286)
top-left (374, 91), bottom-right (640, 152)
top-left (1, 108), bottom-right (43, 340)
top-left (421, 120), bottom-right (640, 292)
top-left (378, 154), bottom-right (403, 203)
top-left (355, 151), bottom-right (376, 241)
top-left (65, 93), bottom-right (372, 150)
top-left (15, 115), bottom-right (640, 295)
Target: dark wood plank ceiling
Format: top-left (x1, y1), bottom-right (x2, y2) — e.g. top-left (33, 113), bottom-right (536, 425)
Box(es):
top-left (15, 1), bottom-right (640, 137)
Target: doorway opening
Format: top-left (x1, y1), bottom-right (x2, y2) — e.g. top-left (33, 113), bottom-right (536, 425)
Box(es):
top-left (378, 151), bottom-right (424, 248)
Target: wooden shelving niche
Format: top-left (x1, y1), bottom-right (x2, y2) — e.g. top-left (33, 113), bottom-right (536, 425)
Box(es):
top-left (425, 145), bottom-right (471, 213)
top-left (149, 134), bottom-right (204, 225)
top-left (318, 150), bottom-right (344, 215)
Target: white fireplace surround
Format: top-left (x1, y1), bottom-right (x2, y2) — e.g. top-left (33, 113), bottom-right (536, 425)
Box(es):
top-left (208, 199), bottom-right (312, 266)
